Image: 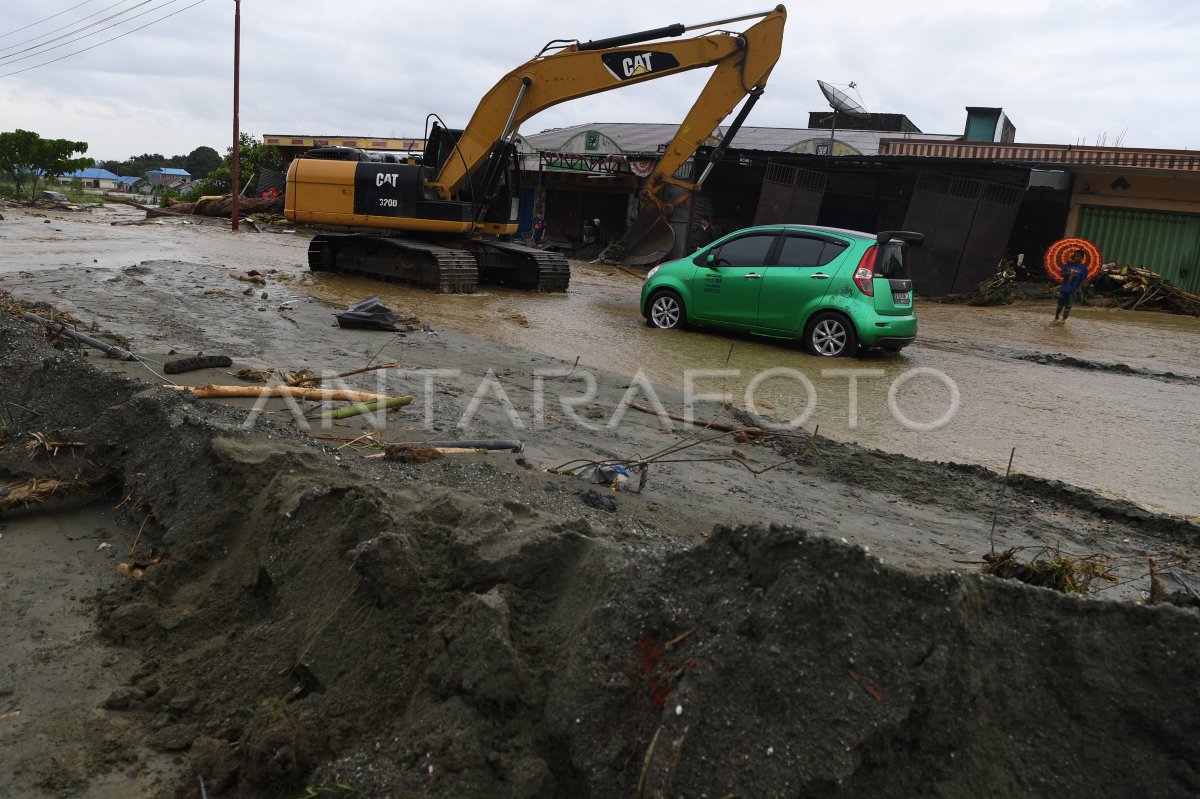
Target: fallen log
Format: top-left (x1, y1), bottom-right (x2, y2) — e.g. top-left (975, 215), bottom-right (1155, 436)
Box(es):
top-left (163, 355), bottom-right (234, 374)
top-left (165, 384), bottom-right (396, 403)
top-left (168, 195), bottom-right (285, 218)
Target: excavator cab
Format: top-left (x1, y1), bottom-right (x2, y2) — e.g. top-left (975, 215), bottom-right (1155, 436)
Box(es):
top-left (423, 123), bottom-right (521, 228)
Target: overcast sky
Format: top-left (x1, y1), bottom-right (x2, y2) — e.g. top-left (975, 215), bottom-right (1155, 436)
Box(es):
top-left (1, 0), bottom-right (1196, 162)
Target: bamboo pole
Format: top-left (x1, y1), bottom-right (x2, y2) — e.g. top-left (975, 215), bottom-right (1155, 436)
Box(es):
top-left (313, 396), bottom-right (412, 420)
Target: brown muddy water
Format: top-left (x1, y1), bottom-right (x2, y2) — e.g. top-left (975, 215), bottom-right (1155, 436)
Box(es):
top-left (2, 206), bottom-right (1197, 518)
top-left (304, 263), bottom-right (1200, 520)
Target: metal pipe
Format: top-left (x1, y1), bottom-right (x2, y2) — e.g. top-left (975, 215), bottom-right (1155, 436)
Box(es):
top-left (500, 77), bottom-right (533, 142)
top-left (682, 8), bottom-right (776, 33)
top-left (577, 24), bottom-right (686, 51)
top-left (22, 313), bottom-right (136, 361)
top-left (696, 87), bottom-right (764, 187)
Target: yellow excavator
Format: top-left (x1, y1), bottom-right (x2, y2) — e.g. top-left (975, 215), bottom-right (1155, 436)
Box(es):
top-left (284, 6), bottom-right (786, 292)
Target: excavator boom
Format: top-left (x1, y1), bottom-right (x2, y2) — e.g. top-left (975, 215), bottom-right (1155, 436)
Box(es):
top-left (432, 7), bottom-right (787, 256)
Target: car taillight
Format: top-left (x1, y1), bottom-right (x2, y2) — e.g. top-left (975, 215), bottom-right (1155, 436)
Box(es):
top-left (853, 247), bottom-right (877, 296)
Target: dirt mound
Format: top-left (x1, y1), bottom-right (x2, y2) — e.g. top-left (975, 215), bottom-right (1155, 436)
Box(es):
top-left (2, 312), bottom-right (1199, 797)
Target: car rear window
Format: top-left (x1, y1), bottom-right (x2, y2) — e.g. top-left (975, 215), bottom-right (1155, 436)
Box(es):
top-left (777, 235), bottom-right (847, 267)
top-left (876, 242), bottom-right (910, 279)
top-left (713, 234), bottom-right (775, 267)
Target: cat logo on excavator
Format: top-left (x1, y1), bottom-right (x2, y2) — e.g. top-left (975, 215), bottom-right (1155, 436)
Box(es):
top-left (601, 51), bottom-right (681, 81)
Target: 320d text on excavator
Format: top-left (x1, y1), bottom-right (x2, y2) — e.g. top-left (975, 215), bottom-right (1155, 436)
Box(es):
top-left (284, 6), bottom-right (787, 293)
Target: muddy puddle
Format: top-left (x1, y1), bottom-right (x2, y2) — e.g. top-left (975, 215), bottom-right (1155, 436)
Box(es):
top-left (304, 266), bottom-right (1200, 519)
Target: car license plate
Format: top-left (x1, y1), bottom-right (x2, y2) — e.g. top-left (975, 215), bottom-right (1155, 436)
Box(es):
top-left (893, 291), bottom-right (910, 304)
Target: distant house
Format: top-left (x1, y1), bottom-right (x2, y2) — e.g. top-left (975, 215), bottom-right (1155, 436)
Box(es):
top-left (146, 167), bottom-right (192, 191)
top-left (58, 167), bottom-right (121, 191)
top-left (115, 175), bottom-right (149, 194)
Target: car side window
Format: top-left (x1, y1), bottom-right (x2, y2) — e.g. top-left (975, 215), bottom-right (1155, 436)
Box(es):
top-left (777, 235), bottom-right (848, 267)
top-left (712, 234), bottom-right (776, 267)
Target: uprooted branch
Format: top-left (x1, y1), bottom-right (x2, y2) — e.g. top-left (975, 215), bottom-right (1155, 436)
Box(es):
top-left (0, 477), bottom-right (101, 514)
top-left (549, 426), bottom-right (819, 493)
top-left (288, 363), bottom-right (399, 387)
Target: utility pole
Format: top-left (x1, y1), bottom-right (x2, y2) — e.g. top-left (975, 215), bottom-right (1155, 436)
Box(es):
top-left (231, 0), bottom-right (240, 232)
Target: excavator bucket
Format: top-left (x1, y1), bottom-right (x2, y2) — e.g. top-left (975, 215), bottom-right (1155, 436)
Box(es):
top-left (596, 208), bottom-right (676, 265)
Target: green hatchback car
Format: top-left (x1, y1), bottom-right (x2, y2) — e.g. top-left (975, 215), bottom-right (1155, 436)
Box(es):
top-left (640, 225), bottom-right (923, 356)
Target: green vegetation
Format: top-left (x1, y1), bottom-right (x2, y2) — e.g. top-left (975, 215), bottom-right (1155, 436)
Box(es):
top-left (183, 145), bottom-right (222, 180)
top-left (97, 152), bottom-right (185, 179)
top-left (0, 129), bottom-right (93, 200)
top-left (98, 146), bottom-right (220, 182)
top-left (185, 133), bottom-right (285, 201)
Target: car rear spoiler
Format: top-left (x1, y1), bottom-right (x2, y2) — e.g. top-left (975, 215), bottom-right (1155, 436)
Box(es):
top-left (877, 230), bottom-right (925, 247)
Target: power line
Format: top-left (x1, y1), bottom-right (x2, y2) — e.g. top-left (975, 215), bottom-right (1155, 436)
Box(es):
top-left (0, 0), bottom-right (148, 57)
top-left (0, 1), bottom-right (159, 62)
top-left (0, 1), bottom-right (178, 67)
top-left (0, 0), bottom-right (98, 40)
top-left (0, 0), bottom-right (209, 79)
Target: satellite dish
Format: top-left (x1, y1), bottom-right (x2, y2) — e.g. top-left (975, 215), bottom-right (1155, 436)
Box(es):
top-left (818, 80), bottom-right (867, 116)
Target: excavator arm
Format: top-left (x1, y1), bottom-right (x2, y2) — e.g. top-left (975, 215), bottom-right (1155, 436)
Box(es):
top-left (430, 6), bottom-right (787, 261)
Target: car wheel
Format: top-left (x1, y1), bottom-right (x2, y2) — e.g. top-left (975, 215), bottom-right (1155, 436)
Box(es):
top-left (647, 290), bottom-right (685, 330)
top-left (804, 312), bottom-right (858, 357)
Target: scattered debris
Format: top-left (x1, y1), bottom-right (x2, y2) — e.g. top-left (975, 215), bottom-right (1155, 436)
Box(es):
top-left (1092, 263), bottom-right (1200, 316)
top-left (939, 264), bottom-right (1017, 306)
top-left (288, 362), bottom-right (398, 387)
top-left (24, 432), bottom-right (85, 458)
top-left (334, 296), bottom-right (420, 332)
top-left (576, 463), bottom-right (631, 490)
top-left (982, 547), bottom-right (1119, 594)
top-left (581, 488), bottom-right (618, 512)
top-left (229, 270), bottom-right (266, 285)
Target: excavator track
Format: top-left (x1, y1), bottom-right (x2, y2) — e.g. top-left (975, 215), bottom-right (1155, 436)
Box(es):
top-left (467, 240), bottom-right (571, 293)
top-left (307, 234), bottom-right (478, 293)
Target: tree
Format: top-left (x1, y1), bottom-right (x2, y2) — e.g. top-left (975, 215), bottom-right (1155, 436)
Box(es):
top-left (97, 153), bottom-right (167, 179)
top-left (231, 132), bottom-right (285, 191)
top-left (184, 134), bottom-right (284, 200)
top-left (0, 129), bottom-right (92, 199)
top-left (184, 146), bottom-right (221, 180)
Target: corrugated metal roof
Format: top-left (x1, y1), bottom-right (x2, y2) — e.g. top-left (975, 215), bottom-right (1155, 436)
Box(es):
top-left (880, 139), bottom-right (1200, 171)
top-left (519, 122), bottom-right (959, 157)
top-left (66, 167), bottom-right (120, 180)
top-left (148, 167), bottom-right (191, 176)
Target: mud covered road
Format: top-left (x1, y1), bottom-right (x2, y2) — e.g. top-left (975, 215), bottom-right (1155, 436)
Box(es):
top-left (3, 203), bottom-right (1196, 519)
top-left (1, 203), bottom-right (1199, 798)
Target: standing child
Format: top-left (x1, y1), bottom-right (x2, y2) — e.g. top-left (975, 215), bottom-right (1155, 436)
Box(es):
top-left (531, 211), bottom-right (547, 249)
top-left (1054, 249), bottom-right (1089, 323)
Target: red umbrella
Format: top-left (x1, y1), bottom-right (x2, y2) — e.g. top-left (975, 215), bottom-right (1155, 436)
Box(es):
top-left (1044, 237), bottom-right (1102, 283)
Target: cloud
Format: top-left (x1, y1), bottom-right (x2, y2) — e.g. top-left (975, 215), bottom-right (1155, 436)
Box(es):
top-left (1, 0), bottom-right (1197, 159)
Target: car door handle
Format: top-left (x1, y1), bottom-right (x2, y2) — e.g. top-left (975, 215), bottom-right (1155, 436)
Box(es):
top-left (809, 273), bottom-right (830, 280)
top-left (742, 273), bottom-right (762, 280)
